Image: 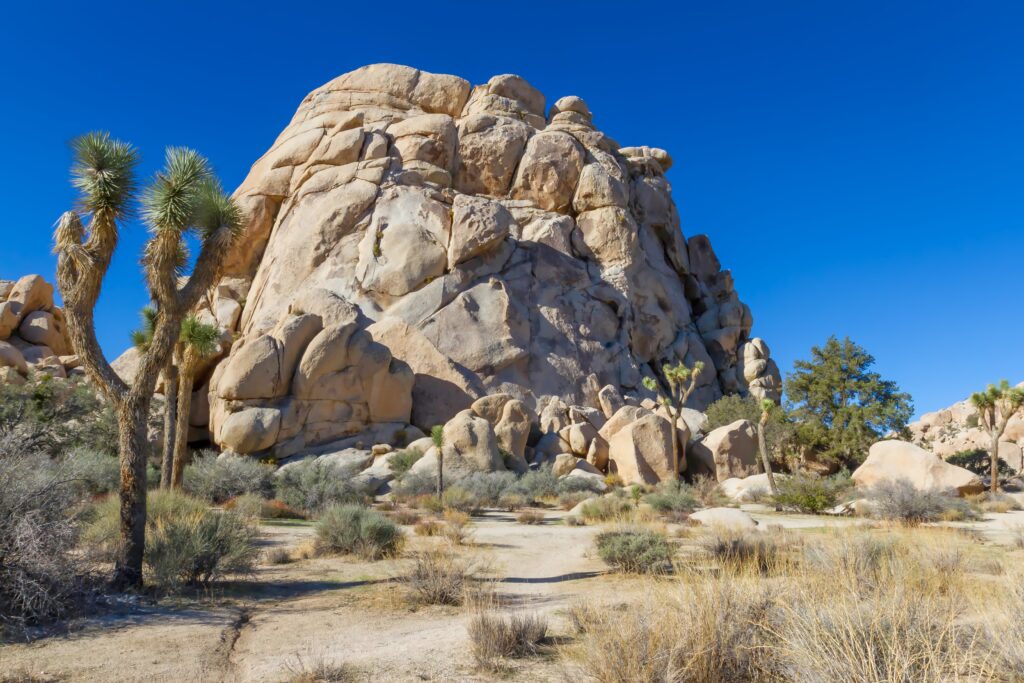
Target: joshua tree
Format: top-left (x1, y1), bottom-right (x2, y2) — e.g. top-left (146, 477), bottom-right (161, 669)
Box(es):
top-left (643, 360), bottom-right (704, 479)
top-left (431, 424), bottom-right (444, 497)
top-left (970, 380), bottom-right (1024, 493)
top-left (170, 315), bottom-right (220, 488)
top-left (130, 306), bottom-right (177, 489)
top-left (53, 133), bottom-right (242, 588)
top-left (757, 399), bottom-right (782, 508)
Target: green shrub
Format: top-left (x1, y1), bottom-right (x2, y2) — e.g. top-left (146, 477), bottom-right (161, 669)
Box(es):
top-left (556, 473), bottom-right (606, 495)
top-left (84, 490), bottom-right (257, 589)
top-left (62, 447), bottom-right (120, 495)
top-left (184, 451), bottom-right (274, 503)
top-left (773, 472), bottom-right (851, 513)
top-left (440, 486), bottom-right (480, 513)
top-left (512, 466), bottom-right (559, 503)
top-left (389, 447), bottom-right (424, 477)
top-left (580, 496), bottom-right (634, 522)
top-left (314, 504), bottom-right (402, 560)
top-left (947, 449), bottom-right (1012, 477)
top-left (596, 528), bottom-right (673, 573)
top-left (866, 479), bottom-right (977, 524)
top-left (645, 481), bottom-right (700, 515)
top-left (391, 470), bottom-right (437, 498)
top-left (458, 471), bottom-right (518, 506)
top-left (275, 458), bottom-right (363, 514)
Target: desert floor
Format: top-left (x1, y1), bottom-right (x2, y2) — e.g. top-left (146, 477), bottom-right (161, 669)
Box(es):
top-left (3, 505), bottom-right (1024, 683)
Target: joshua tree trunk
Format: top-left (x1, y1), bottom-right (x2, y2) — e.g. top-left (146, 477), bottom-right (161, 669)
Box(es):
top-left (758, 412), bottom-right (781, 510)
top-left (437, 452), bottom-right (444, 498)
top-left (113, 395), bottom-right (152, 589)
top-left (670, 407), bottom-right (681, 480)
top-left (171, 364), bottom-right (195, 489)
top-left (990, 426), bottom-right (1002, 494)
top-left (160, 362), bottom-right (178, 489)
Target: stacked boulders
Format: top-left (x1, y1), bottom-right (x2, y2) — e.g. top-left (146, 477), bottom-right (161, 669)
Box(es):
top-left (191, 64), bottom-right (782, 460)
top-left (0, 275), bottom-right (80, 385)
top-left (908, 384), bottom-right (1024, 472)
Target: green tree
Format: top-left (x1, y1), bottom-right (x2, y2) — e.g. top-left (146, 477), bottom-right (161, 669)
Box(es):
top-left (705, 393), bottom-right (795, 464)
top-left (642, 361), bottom-right (704, 479)
top-left (53, 134), bottom-right (242, 588)
top-left (784, 336), bottom-right (912, 465)
top-left (970, 380), bottom-right (1024, 493)
top-left (170, 316), bottom-right (220, 488)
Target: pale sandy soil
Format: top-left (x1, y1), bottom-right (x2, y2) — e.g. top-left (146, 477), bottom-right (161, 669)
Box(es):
top-left (3, 506), bottom-right (1022, 682)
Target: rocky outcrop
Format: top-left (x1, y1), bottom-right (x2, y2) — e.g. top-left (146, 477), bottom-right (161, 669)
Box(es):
top-left (199, 63), bottom-right (780, 458)
top-left (0, 275), bottom-right (79, 385)
top-left (689, 419), bottom-right (759, 481)
top-left (908, 383), bottom-right (1024, 472)
top-left (852, 440), bottom-right (984, 495)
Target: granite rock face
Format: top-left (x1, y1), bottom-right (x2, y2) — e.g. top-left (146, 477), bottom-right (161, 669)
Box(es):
top-left (0, 275), bottom-right (79, 385)
top-left (202, 63), bottom-right (781, 458)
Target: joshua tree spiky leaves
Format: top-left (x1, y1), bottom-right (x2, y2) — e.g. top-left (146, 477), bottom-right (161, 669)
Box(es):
top-left (170, 315), bottom-right (220, 488)
top-left (54, 133), bottom-right (242, 589)
top-left (970, 380), bottom-right (1024, 494)
top-left (131, 306), bottom-right (178, 490)
top-left (643, 361), bottom-right (704, 479)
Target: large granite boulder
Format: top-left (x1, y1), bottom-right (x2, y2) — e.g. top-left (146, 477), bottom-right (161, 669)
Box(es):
top-left (688, 419), bottom-right (759, 481)
top-left (0, 275), bottom-right (76, 384)
top-left (852, 440), bottom-right (984, 496)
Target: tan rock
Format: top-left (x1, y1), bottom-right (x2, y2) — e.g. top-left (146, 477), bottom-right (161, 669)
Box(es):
top-left (553, 453), bottom-right (579, 478)
top-left (219, 407), bottom-right (282, 454)
top-left (6, 275), bottom-right (53, 318)
top-left (688, 419), bottom-right (759, 482)
top-left (852, 440), bottom-right (984, 496)
top-left (440, 409), bottom-right (506, 478)
top-left (689, 507), bottom-right (757, 531)
top-left (0, 340), bottom-right (28, 376)
top-left (0, 302), bottom-right (18, 338)
top-left (510, 131), bottom-right (584, 213)
top-left (586, 434), bottom-right (610, 472)
top-left (0, 366), bottom-right (25, 385)
top-left (607, 412), bottom-right (676, 485)
top-left (18, 311), bottom-right (68, 355)
top-left (447, 194), bottom-right (513, 266)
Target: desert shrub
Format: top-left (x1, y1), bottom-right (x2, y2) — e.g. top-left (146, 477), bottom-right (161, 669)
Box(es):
top-left (700, 529), bottom-right (786, 573)
top-left (314, 504), bottom-right (402, 560)
top-left (689, 474), bottom-right (730, 507)
top-left (392, 508), bottom-right (420, 525)
top-left (390, 470), bottom-right (437, 498)
top-left (947, 448), bottom-right (1012, 477)
top-left (516, 510), bottom-right (545, 525)
top-left (458, 471), bottom-right (518, 506)
top-left (557, 491), bottom-right (593, 510)
top-left (513, 466), bottom-right (559, 503)
top-left (645, 480), bottom-right (700, 516)
top-left (388, 447), bottom-right (424, 477)
top-left (405, 550), bottom-right (469, 605)
top-left (556, 474), bottom-right (606, 495)
top-left (580, 496), bottom-right (633, 523)
top-left (224, 493), bottom-right (264, 521)
top-left (772, 472), bottom-right (850, 513)
top-left (283, 655), bottom-right (358, 683)
top-left (441, 509), bottom-right (472, 544)
top-left (264, 547), bottom-right (292, 565)
top-left (967, 491), bottom-right (1022, 513)
top-left (469, 610), bottom-right (547, 669)
top-left (84, 490), bottom-right (258, 589)
top-left (439, 486), bottom-right (480, 513)
top-left (258, 499), bottom-right (306, 520)
top-left (274, 458), bottom-right (363, 514)
top-left (0, 446), bottom-right (95, 638)
top-left (498, 491), bottom-right (528, 511)
top-left (595, 528), bottom-right (673, 574)
top-left (413, 519), bottom-right (442, 536)
top-left (564, 515), bottom-right (585, 527)
top-left (866, 479), bottom-right (977, 524)
top-left (61, 447), bottom-right (120, 496)
top-left (183, 451), bottom-right (274, 503)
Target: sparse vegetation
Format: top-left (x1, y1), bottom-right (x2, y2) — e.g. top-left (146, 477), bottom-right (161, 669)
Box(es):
top-left (579, 496), bottom-right (634, 523)
top-left (314, 504), bottom-right (402, 560)
top-left (772, 471), bottom-right (850, 513)
top-left (516, 510), bottom-right (544, 524)
top-left (865, 479), bottom-right (977, 524)
top-left (388, 447), bottom-right (423, 477)
top-left (469, 610), bottom-right (547, 670)
top-left (405, 550), bottom-right (470, 605)
top-left (183, 451), bottom-right (274, 503)
top-left (645, 480), bottom-right (699, 519)
top-left (595, 528), bottom-right (673, 574)
top-left (275, 458), bottom-right (364, 515)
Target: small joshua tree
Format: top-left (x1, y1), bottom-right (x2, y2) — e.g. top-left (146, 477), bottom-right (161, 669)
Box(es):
top-left (758, 399), bottom-right (781, 507)
top-left (643, 361), bottom-right (704, 479)
top-left (970, 380), bottom-right (1024, 493)
top-left (54, 133), bottom-right (242, 588)
top-left (170, 316), bottom-right (220, 488)
top-left (131, 306), bottom-right (177, 489)
top-left (431, 424), bottom-right (445, 497)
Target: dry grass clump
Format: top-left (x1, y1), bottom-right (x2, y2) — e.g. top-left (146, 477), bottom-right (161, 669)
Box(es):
top-left (283, 654), bottom-right (359, 682)
top-left (516, 510), bottom-right (545, 525)
top-left (967, 491), bottom-right (1023, 514)
top-left (699, 528), bottom-right (791, 574)
top-left (0, 670), bottom-right (65, 683)
top-left (468, 609), bottom-right (548, 670)
top-left (392, 508), bottom-right (421, 526)
top-left (689, 474), bottom-right (730, 507)
top-left (579, 496), bottom-right (635, 523)
top-left (865, 479), bottom-right (978, 524)
top-left (441, 509), bottom-right (471, 545)
top-left (404, 549), bottom-right (471, 606)
top-left (413, 519), bottom-right (442, 536)
top-left (263, 547), bottom-right (293, 565)
top-left (563, 527), bottom-right (1024, 682)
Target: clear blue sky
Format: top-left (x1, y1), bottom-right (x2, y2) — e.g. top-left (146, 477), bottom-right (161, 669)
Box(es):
top-left (1, 1), bottom-right (1021, 417)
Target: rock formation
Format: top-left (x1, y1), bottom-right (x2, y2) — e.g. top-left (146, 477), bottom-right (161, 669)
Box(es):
top-left (851, 440), bottom-right (984, 495)
top-left (908, 383), bottom-right (1024, 472)
top-left (146, 63), bottom-right (780, 460)
top-left (0, 275), bottom-right (80, 384)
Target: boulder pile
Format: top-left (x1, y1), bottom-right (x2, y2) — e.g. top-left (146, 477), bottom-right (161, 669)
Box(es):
top-left (190, 63), bottom-right (781, 461)
top-left (0, 275), bottom-right (80, 384)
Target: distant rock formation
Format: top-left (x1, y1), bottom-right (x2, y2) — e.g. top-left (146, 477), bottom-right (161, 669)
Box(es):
top-left (0, 275), bottom-right (80, 384)
top-left (184, 63), bottom-right (780, 459)
top-left (909, 383), bottom-right (1024, 472)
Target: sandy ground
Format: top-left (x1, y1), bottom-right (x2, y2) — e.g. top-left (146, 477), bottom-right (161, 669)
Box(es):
top-left (3, 505), bottom-right (1023, 682)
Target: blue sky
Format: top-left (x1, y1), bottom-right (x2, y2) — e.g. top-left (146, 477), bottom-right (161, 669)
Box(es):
top-left (0, 1), bottom-right (1020, 416)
